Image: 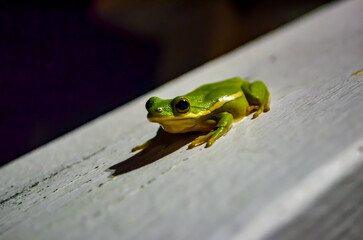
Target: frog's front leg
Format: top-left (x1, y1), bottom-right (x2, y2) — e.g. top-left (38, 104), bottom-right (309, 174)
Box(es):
top-left (188, 112), bottom-right (233, 149)
top-left (132, 138), bottom-right (153, 152)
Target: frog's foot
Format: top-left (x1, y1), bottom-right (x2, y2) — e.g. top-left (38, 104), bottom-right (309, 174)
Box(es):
top-left (248, 105), bottom-right (259, 115)
top-left (252, 109), bottom-right (262, 119)
top-left (243, 81), bottom-right (270, 119)
top-left (188, 112), bottom-right (233, 149)
top-left (251, 96), bottom-right (271, 119)
top-left (131, 139), bottom-right (152, 152)
top-left (188, 131), bottom-right (214, 149)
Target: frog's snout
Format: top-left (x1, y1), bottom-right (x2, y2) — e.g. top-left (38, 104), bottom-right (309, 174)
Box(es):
top-left (146, 97), bottom-right (165, 120)
top-left (145, 97), bottom-right (161, 110)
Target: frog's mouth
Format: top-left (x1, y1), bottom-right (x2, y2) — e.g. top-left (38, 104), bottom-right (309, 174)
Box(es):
top-left (148, 114), bottom-right (217, 133)
top-left (149, 116), bottom-right (201, 133)
top-left (147, 113), bottom-right (201, 123)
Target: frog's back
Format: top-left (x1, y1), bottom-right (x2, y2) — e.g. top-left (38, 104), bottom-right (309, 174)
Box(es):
top-left (185, 77), bottom-right (245, 109)
top-left (190, 78), bottom-right (243, 94)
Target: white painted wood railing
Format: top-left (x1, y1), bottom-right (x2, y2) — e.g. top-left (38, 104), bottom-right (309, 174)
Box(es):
top-left (1, 1), bottom-right (362, 239)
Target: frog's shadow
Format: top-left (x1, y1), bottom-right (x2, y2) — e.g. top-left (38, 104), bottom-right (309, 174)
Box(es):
top-left (107, 127), bottom-right (201, 177)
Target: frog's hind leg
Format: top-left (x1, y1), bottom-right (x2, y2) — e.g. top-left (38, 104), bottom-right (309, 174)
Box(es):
top-left (242, 81), bottom-right (270, 119)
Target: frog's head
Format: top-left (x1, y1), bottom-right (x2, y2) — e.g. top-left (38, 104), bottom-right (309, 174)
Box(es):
top-left (145, 96), bottom-right (191, 121)
top-left (145, 96), bottom-right (202, 133)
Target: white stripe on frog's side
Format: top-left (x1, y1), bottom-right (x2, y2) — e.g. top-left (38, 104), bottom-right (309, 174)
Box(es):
top-left (148, 91), bottom-right (244, 122)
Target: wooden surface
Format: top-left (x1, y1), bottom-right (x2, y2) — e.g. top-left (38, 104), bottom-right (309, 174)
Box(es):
top-left (1, 0), bottom-right (363, 239)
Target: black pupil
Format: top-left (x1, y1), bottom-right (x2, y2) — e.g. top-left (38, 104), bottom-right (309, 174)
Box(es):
top-left (176, 99), bottom-right (189, 111)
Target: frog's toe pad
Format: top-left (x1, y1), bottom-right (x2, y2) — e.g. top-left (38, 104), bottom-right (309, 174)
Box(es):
top-left (205, 139), bottom-right (216, 148)
top-left (252, 111), bottom-right (261, 119)
top-left (131, 139), bottom-right (152, 152)
top-left (131, 145), bottom-right (143, 152)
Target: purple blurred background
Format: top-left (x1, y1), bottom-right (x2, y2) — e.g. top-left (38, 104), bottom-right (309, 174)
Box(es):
top-left (0, 0), bottom-right (332, 166)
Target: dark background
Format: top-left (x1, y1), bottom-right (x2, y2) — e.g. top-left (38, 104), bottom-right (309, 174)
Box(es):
top-left (0, 0), bottom-right (333, 166)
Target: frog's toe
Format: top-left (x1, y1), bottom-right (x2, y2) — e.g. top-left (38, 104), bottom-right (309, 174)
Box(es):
top-left (188, 136), bottom-right (208, 149)
top-left (252, 101), bottom-right (270, 118)
top-left (206, 126), bottom-right (229, 147)
top-left (206, 138), bottom-right (216, 148)
top-left (252, 110), bottom-right (262, 119)
top-left (131, 146), bottom-right (138, 152)
top-left (132, 145), bottom-right (144, 152)
top-left (188, 132), bottom-right (213, 149)
top-left (131, 139), bottom-right (152, 152)
top-left (248, 105), bottom-right (259, 114)
top-left (252, 104), bottom-right (267, 119)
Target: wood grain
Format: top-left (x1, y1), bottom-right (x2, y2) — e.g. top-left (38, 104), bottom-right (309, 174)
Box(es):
top-left (1, 1), bottom-right (362, 239)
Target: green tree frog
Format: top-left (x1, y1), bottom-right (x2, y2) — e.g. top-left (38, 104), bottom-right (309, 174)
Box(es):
top-left (133, 77), bottom-right (270, 151)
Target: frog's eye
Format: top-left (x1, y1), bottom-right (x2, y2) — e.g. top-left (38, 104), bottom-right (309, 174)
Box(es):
top-left (175, 98), bottom-right (190, 113)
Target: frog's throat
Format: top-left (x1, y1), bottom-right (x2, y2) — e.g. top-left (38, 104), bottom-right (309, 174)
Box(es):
top-left (148, 91), bottom-right (243, 122)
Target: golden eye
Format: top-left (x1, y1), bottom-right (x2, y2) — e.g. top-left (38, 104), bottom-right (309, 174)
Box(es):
top-left (175, 98), bottom-right (190, 113)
